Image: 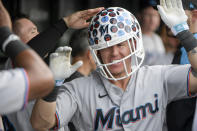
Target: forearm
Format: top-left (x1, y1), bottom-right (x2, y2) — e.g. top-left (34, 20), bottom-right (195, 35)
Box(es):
top-left (31, 99), bottom-right (57, 131)
top-left (0, 1), bottom-right (11, 29)
top-left (0, 27), bottom-right (54, 100)
top-left (176, 30), bottom-right (197, 92)
top-left (176, 31), bottom-right (197, 70)
top-left (31, 86), bottom-right (61, 130)
top-left (27, 19), bottom-right (68, 58)
top-left (14, 50), bottom-right (54, 100)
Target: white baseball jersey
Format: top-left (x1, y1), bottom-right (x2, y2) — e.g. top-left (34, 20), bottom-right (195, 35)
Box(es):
top-left (56, 64), bottom-right (191, 131)
top-left (0, 68), bottom-right (29, 114)
top-left (4, 59), bottom-right (36, 130)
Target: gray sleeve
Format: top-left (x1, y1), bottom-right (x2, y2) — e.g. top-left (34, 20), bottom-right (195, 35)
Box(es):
top-left (55, 83), bottom-right (78, 129)
top-left (0, 68), bottom-right (29, 114)
top-left (163, 64), bottom-right (191, 103)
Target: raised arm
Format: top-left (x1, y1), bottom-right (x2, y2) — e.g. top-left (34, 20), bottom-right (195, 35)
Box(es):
top-left (0, 0), bottom-right (54, 114)
top-left (0, 1), bottom-right (11, 29)
top-left (157, 0), bottom-right (197, 93)
top-left (31, 46), bottom-right (82, 130)
top-left (27, 7), bottom-right (104, 58)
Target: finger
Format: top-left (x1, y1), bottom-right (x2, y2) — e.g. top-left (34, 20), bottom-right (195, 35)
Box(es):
top-left (157, 5), bottom-right (166, 17)
top-left (56, 47), bottom-right (64, 52)
top-left (54, 46), bottom-right (72, 60)
top-left (62, 46), bottom-right (72, 52)
top-left (56, 46), bottom-right (72, 53)
top-left (160, 0), bottom-right (168, 11)
top-left (50, 53), bottom-right (58, 59)
top-left (166, 0), bottom-right (172, 9)
top-left (157, 5), bottom-right (169, 26)
top-left (81, 7), bottom-right (104, 20)
top-left (81, 22), bottom-right (90, 28)
top-left (86, 7), bottom-right (104, 16)
top-left (70, 61), bottom-right (83, 74)
top-left (171, 0), bottom-right (177, 9)
top-left (160, 0), bottom-right (163, 6)
top-left (177, 0), bottom-right (184, 10)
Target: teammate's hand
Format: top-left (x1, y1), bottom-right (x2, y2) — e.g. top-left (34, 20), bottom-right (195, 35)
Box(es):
top-left (63, 7), bottom-right (104, 29)
top-left (157, 0), bottom-right (189, 35)
top-left (49, 46), bottom-right (83, 81)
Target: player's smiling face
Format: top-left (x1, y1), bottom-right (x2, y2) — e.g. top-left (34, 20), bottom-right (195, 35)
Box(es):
top-left (99, 40), bottom-right (132, 78)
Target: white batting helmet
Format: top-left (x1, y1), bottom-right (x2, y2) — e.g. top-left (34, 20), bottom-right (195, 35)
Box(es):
top-left (88, 7), bottom-right (145, 81)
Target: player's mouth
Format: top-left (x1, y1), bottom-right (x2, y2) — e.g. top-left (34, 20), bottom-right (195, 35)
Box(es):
top-left (109, 59), bottom-right (123, 68)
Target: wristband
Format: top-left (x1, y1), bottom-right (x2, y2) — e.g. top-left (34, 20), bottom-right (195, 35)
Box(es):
top-left (171, 22), bottom-right (189, 36)
top-left (0, 26), bottom-right (29, 59)
top-left (5, 39), bottom-right (30, 59)
top-left (42, 80), bottom-right (64, 102)
top-left (176, 30), bottom-right (197, 52)
top-left (42, 86), bottom-right (60, 102)
top-left (2, 34), bottom-right (20, 52)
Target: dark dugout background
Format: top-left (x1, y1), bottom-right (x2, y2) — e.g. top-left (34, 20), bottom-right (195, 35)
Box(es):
top-left (2, 0), bottom-right (140, 35)
top-left (0, 0), bottom-right (140, 68)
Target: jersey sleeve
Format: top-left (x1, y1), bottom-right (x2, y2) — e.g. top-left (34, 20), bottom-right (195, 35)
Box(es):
top-left (55, 83), bottom-right (78, 129)
top-left (0, 68), bottom-right (29, 114)
top-left (163, 64), bottom-right (191, 103)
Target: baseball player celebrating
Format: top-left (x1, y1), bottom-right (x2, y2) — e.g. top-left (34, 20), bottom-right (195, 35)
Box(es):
top-left (31, 0), bottom-right (197, 130)
top-left (0, 0), bottom-right (54, 115)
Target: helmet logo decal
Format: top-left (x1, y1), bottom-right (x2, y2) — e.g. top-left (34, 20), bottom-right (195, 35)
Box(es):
top-left (125, 25), bottom-right (131, 33)
top-left (110, 18), bottom-right (117, 24)
top-left (117, 22), bottom-right (124, 29)
top-left (101, 16), bottom-right (109, 23)
top-left (99, 25), bottom-right (109, 37)
top-left (93, 29), bottom-right (98, 37)
top-left (94, 16), bottom-right (99, 22)
top-left (107, 9), bottom-right (114, 12)
top-left (104, 34), bottom-right (111, 41)
top-left (94, 37), bottom-right (99, 44)
top-left (90, 24), bottom-right (94, 31)
top-left (111, 26), bottom-right (118, 33)
top-left (132, 25), bottom-right (136, 32)
top-left (101, 12), bottom-right (108, 16)
top-left (94, 21), bottom-right (100, 28)
top-left (109, 12), bottom-right (116, 17)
